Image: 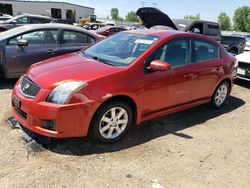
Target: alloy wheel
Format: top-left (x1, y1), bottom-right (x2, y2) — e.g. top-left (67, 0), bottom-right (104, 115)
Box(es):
top-left (214, 84), bottom-right (228, 106)
top-left (99, 107), bottom-right (129, 140)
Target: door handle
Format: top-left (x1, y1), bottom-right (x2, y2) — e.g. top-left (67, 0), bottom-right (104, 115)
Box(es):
top-left (46, 49), bottom-right (56, 55)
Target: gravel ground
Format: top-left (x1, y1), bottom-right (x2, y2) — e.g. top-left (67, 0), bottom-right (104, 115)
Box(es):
top-left (0, 79), bottom-right (249, 188)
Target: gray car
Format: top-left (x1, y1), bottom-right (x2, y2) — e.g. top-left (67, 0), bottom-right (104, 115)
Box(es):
top-left (0, 23), bottom-right (100, 78)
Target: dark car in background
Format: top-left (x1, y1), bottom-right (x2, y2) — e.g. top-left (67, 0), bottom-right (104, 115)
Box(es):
top-left (0, 14), bottom-right (52, 32)
top-left (221, 35), bottom-right (246, 55)
top-left (136, 7), bottom-right (245, 55)
top-left (96, 26), bottom-right (127, 37)
top-left (136, 7), bottom-right (222, 42)
top-left (0, 23), bottom-right (100, 78)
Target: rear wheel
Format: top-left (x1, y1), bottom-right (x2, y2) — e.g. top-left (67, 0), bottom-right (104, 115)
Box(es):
top-left (211, 81), bottom-right (230, 108)
top-left (90, 101), bottom-right (133, 143)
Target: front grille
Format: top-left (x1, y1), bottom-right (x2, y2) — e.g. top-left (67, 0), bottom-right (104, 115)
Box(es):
top-left (238, 61), bottom-right (250, 70)
top-left (20, 76), bottom-right (41, 98)
top-left (15, 106), bottom-right (27, 119)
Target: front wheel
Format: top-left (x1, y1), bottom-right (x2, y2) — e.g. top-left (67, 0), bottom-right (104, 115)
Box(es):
top-left (90, 101), bottom-right (133, 143)
top-left (211, 81), bottom-right (230, 108)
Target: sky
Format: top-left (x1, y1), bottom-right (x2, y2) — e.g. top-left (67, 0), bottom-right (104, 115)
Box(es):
top-left (53, 0), bottom-right (250, 21)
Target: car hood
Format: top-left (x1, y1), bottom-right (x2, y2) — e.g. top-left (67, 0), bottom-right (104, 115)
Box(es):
top-left (236, 52), bottom-right (250, 63)
top-left (27, 53), bottom-right (123, 90)
top-left (136, 7), bottom-right (178, 30)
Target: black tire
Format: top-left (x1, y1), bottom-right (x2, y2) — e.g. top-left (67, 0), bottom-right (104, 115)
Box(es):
top-left (89, 101), bottom-right (133, 143)
top-left (211, 81), bottom-right (230, 109)
top-left (229, 48), bottom-right (238, 55)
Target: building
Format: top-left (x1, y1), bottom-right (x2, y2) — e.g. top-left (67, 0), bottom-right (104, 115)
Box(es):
top-left (0, 0), bottom-right (94, 22)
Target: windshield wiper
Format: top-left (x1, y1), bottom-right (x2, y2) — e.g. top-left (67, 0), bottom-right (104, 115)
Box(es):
top-left (82, 52), bottom-right (115, 66)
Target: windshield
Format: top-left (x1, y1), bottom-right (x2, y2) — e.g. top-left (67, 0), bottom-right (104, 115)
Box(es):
top-left (83, 32), bottom-right (160, 66)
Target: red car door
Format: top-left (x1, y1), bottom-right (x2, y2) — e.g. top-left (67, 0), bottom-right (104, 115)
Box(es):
top-left (142, 38), bottom-right (193, 113)
top-left (190, 39), bottom-right (222, 100)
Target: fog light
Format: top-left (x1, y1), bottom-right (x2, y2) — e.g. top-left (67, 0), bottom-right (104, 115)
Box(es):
top-left (43, 120), bottom-right (56, 131)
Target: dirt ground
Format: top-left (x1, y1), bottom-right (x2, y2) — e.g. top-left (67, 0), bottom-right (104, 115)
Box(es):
top-left (0, 79), bottom-right (249, 188)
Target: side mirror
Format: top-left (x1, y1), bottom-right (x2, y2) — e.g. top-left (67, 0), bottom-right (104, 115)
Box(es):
top-left (12, 20), bottom-right (17, 24)
top-left (147, 60), bottom-right (171, 72)
top-left (17, 39), bottom-right (29, 47)
top-left (192, 28), bottom-right (201, 34)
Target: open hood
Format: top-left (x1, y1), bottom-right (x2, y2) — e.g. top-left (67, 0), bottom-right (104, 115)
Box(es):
top-left (136, 7), bottom-right (178, 30)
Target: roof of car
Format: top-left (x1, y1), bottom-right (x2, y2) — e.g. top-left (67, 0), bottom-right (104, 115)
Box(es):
top-left (20, 13), bottom-right (51, 19)
top-left (127, 29), bottom-right (219, 44)
top-left (0, 23), bottom-right (100, 40)
top-left (127, 29), bottom-right (186, 37)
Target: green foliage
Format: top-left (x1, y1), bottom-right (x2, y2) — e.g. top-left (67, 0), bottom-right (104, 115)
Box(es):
top-left (218, 12), bottom-right (231, 30)
top-left (116, 17), bottom-right (124, 21)
top-left (111, 8), bottom-right (119, 20)
top-left (184, 14), bottom-right (200, 20)
top-left (233, 6), bottom-right (250, 32)
top-left (125, 11), bottom-right (140, 22)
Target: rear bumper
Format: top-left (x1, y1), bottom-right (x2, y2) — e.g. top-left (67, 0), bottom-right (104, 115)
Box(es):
top-left (11, 84), bottom-right (100, 138)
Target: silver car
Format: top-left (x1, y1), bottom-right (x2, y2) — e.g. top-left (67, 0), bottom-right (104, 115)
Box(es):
top-left (0, 23), bottom-right (100, 78)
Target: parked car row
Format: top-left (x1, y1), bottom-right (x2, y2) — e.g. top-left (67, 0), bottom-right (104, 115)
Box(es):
top-left (11, 27), bottom-right (237, 143)
top-left (0, 7), bottom-right (242, 144)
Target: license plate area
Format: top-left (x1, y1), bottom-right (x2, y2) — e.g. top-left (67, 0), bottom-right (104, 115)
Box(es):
top-left (238, 68), bottom-right (245, 75)
top-left (13, 95), bottom-right (21, 109)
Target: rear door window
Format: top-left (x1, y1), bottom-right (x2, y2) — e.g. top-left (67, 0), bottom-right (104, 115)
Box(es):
top-left (193, 39), bottom-right (219, 62)
top-left (15, 17), bottom-right (28, 24)
top-left (30, 17), bottom-right (51, 24)
top-left (62, 30), bottom-right (89, 44)
top-left (207, 24), bottom-right (220, 36)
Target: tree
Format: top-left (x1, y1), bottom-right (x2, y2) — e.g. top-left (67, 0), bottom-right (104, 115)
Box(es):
top-left (111, 8), bottom-right (119, 20)
top-left (125, 11), bottom-right (140, 22)
top-left (218, 12), bottom-right (231, 30)
top-left (233, 6), bottom-right (250, 32)
top-left (184, 14), bottom-right (200, 20)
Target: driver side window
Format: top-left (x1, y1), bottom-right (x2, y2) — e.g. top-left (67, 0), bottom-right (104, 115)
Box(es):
top-left (146, 38), bottom-right (190, 68)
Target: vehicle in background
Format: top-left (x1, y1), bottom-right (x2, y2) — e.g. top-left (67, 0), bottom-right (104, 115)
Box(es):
top-left (51, 19), bottom-right (74, 25)
top-left (0, 13), bottom-right (13, 22)
top-left (235, 51), bottom-right (250, 81)
top-left (79, 14), bottom-right (102, 26)
top-left (136, 7), bottom-right (245, 55)
top-left (221, 35), bottom-right (246, 55)
top-left (96, 26), bottom-right (126, 36)
top-left (223, 31), bottom-right (250, 52)
top-left (136, 7), bottom-right (222, 41)
top-left (11, 30), bottom-right (236, 143)
top-left (245, 36), bottom-right (250, 51)
top-left (83, 23), bottom-right (105, 31)
top-left (0, 14), bottom-right (52, 32)
top-left (0, 24), bottom-right (100, 79)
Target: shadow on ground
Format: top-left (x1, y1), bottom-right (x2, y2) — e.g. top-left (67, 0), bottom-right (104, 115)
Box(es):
top-left (234, 79), bottom-right (250, 89)
top-left (0, 78), bottom-right (17, 89)
top-left (36, 95), bottom-right (244, 156)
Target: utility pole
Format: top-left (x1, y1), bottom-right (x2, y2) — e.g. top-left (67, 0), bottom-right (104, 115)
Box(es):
top-left (140, 1), bottom-right (146, 7)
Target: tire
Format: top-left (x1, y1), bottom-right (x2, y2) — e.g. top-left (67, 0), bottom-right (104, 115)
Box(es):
top-left (229, 48), bottom-right (238, 55)
top-left (89, 101), bottom-right (133, 143)
top-left (211, 81), bottom-right (230, 108)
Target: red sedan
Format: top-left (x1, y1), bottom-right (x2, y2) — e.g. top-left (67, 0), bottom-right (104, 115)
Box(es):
top-left (11, 30), bottom-right (237, 143)
top-left (96, 26), bottom-right (126, 37)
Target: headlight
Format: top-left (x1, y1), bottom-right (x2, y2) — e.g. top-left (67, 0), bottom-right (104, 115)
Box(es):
top-left (47, 81), bottom-right (87, 104)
